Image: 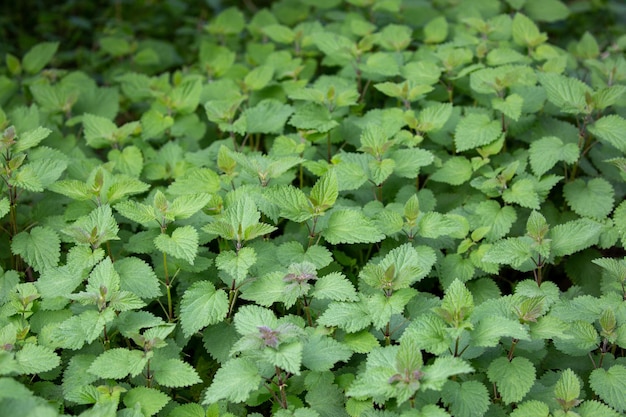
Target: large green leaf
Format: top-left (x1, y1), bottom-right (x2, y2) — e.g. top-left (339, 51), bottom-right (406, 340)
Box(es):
top-left (487, 356), bottom-right (536, 404)
top-left (11, 226), bottom-right (60, 273)
top-left (563, 178), bottom-right (615, 220)
top-left (203, 358), bottom-right (262, 404)
top-left (589, 365), bottom-right (626, 412)
top-left (322, 209), bottom-right (384, 244)
top-left (179, 281), bottom-right (229, 337)
top-left (154, 226), bottom-right (199, 264)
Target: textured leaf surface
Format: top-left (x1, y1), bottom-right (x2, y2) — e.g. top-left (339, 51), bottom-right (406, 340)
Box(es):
top-left (564, 178), bottom-right (615, 220)
top-left (154, 225), bottom-right (199, 264)
top-left (15, 344), bottom-right (60, 374)
top-left (589, 365), bottom-right (626, 412)
top-left (487, 356), bottom-right (536, 404)
top-left (441, 380), bottom-right (490, 417)
top-left (153, 358), bottom-right (202, 387)
top-left (203, 358), bottom-right (262, 404)
top-left (180, 281), bottom-right (229, 337)
top-left (529, 136), bottom-right (579, 177)
top-left (88, 348), bottom-right (147, 379)
top-left (123, 387), bottom-right (170, 416)
top-left (322, 210), bottom-right (384, 244)
top-left (454, 113), bottom-right (502, 152)
top-left (11, 226), bottom-right (60, 273)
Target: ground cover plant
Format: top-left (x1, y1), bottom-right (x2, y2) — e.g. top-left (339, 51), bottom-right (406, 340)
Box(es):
top-left (1, 0), bottom-right (626, 416)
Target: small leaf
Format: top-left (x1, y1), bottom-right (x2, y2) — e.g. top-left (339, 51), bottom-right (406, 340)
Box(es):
top-left (454, 113), bottom-right (502, 152)
top-left (472, 316), bottom-right (530, 347)
top-left (563, 178), bottom-right (614, 220)
top-left (487, 356), bottom-right (536, 404)
top-left (538, 72), bottom-right (592, 114)
top-left (424, 16), bottom-right (448, 44)
top-left (154, 226), bottom-right (199, 264)
top-left (11, 226), bottom-right (60, 273)
top-left (179, 281), bottom-right (229, 337)
top-left (313, 272), bottom-right (359, 301)
top-left (555, 369), bottom-right (581, 410)
top-left (215, 247), bottom-right (257, 284)
top-left (318, 300), bottom-right (372, 333)
top-left (512, 13), bottom-right (547, 48)
top-left (22, 42), bottom-right (59, 74)
top-left (310, 170), bottom-right (338, 211)
top-left (237, 99), bottom-right (294, 134)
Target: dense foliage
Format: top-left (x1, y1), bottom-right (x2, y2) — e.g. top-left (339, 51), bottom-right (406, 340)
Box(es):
top-left (1, 0), bottom-right (626, 416)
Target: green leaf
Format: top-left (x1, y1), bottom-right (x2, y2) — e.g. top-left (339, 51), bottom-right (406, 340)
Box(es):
top-left (14, 126), bottom-right (51, 152)
top-left (322, 209), bottom-right (384, 244)
top-left (555, 369), bottom-right (581, 410)
top-left (473, 200), bottom-right (518, 242)
top-left (289, 102), bottom-right (339, 132)
top-left (482, 237), bottom-right (533, 268)
top-left (502, 178), bottom-right (541, 210)
top-left (422, 356), bottom-right (473, 391)
top-left (317, 300), bottom-right (372, 333)
top-left (589, 365), bottom-right (626, 412)
top-left (576, 400), bottom-right (621, 417)
top-left (441, 380), bottom-right (490, 417)
top-left (454, 113), bottom-right (502, 152)
top-left (115, 257), bottom-right (161, 300)
top-left (302, 333), bottom-right (352, 371)
top-left (512, 13), bottom-right (547, 48)
top-left (82, 114), bottom-right (117, 148)
top-left (310, 170), bottom-right (338, 211)
top-left (312, 272), bottom-right (359, 301)
top-left (170, 78), bottom-right (202, 114)
top-left (0, 197), bottom-right (10, 220)
top-left (551, 218), bottom-right (603, 257)
top-left (262, 24), bottom-right (295, 44)
top-left (88, 348), bottom-right (147, 379)
top-left (236, 99), bottom-right (294, 134)
top-left (402, 314), bottom-right (450, 355)
top-left (154, 226), bottom-right (199, 264)
top-left (510, 401), bottom-right (550, 417)
top-left (492, 94), bottom-right (524, 121)
top-left (430, 156), bottom-right (473, 185)
top-left (487, 356), bottom-right (536, 404)
top-left (15, 344), bottom-right (60, 374)
top-left (115, 200), bottom-right (159, 227)
top-left (471, 316), bottom-right (530, 347)
top-left (22, 42), bottom-right (59, 74)
top-left (563, 178), bottom-right (614, 220)
top-left (169, 193), bottom-right (212, 219)
top-left (417, 102), bottom-right (452, 132)
top-left (63, 204), bottom-right (119, 247)
top-left (588, 115), bottom-right (626, 153)
top-left (424, 16), bottom-right (448, 44)
top-left (529, 136), bottom-right (579, 177)
top-left (524, 0), bottom-right (569, 22)
top-left (553, 320), bottom-right (599, 356)
top-left (179, 281), bottom-right (229, 337)
top-left (537, 72), bottom-right (592, 114)
top-left (203, 358), bottom-right (262, 404)
top-left (11, 226), bottom-right (60, 273)
top-left (153, 359), bottom-right (202, 388)
top-left (207, 7), bottom-right (245, 35)
top-left (141, 109), bottom-right (174, 140)
top-left (123, 387), bottom-right (170, 416)
top-left (244, 65), bottom-right (274, 91)
top-left (215, 247), bottom-right (257, 284)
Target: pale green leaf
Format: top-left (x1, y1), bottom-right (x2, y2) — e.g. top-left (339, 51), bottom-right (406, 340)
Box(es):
top-left (472, 316), bottom-right (530, 347)
top-left (244, 65), bottom-right (274, 91)
top-left (589, 365), bottom-right (626, 412)
top-left (441, 380), bottom-right (490, 417)
top-left (322, 209), bottom-right (384, 244)
top-left (153, 358), bottom-right (202, 388)
top-left (454, 113), bottom-right (502, 152)
top-left (302, 333), bottom-right (352, 371)
top-left (502, 178), bottom-right (540, 209)
top-left (169, 193), bottom-right (212, 219)
top-left (512, 13), bottom-right (547, 48)
top-left (473, 200), bottom-right (518, 242)
top-left (576, 400), bottom-right (621, 417)
top-left (555, 368), bottom-right (581, 406)
top-left (529, 136), bottom-right (579, 177)
top-left (88, 348), bottom-right (147, 379)
top-left (115, 257), bottom-right (161, 300)
top-left (551, 218), bottom-right (603, 257)
top-left (430, 156), bottom-right (473, 185)
top-left (115, 200), bottom-right (159, 227)
top-left (313, 272), bottom-right (359, 301)
top-left (564, 178), bottom-right (614, 220)
top-left (154, 225), bottom-right (199, 264)
top-left (288, 102), bottom-right (339, 132)
top-left (487, 356), bottom-right (536, 404)
top-left (422, 356), bottom-right (473, 391)
top-left (538, 72), bottom-right (592, 114)
top-left (11, 226), bottom-right (60, 273)
top-left (317, 301), bottom-right (371, 332)
top-left (0, 197), bottom-right (9, 219)
top-left (203, 358), bottom-right (262, 404)
top-left (237, 99), bottom-right (293, 134)
top-left (524, 0), bottom-right (570, 22)
top-left (82, 114), bottom-right (117, 148)
top-left (22, 42), bottom-right (59, 74)
top-left (418, 102), bottom-right (453, 132)
top-left (492, 94), bottom-right (523, 121)
top-left (215, 247), bottom-right (257, 284)
top-left (310, 170), bottom-right (338, 211)
top-left (424, 16), bottom-right (448, 44)
top-left (14, 126), bottom-right (51, 152)
top-left (123, 387), bottom-right (170, 416)
top-left (588, 115), bottom-right (626, 153)
top-left (180, 281), bottom-right (229, 337)
top-left (510, 400), bottom-right (550, 417)
top-left (15, 344), bottom-right (60, 374)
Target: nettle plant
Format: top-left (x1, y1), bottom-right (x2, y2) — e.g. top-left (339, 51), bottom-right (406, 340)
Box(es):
top-left (1, 0), bottom-right (626, 416)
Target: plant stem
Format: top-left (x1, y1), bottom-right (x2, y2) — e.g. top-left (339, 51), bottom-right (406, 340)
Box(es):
top-left (163, 251), bottom-right (174, 322)
top-left (507, 338), bottom-right (518, 361)
top-left (275, 367), bottom-right (288, 409)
